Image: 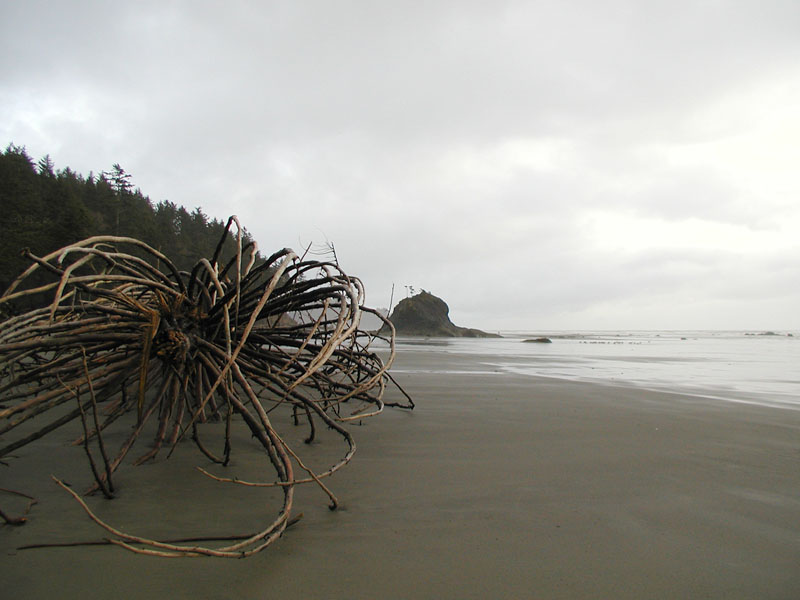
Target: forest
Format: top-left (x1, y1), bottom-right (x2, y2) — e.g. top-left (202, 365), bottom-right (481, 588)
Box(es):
top-left (0, 143), bottom-right (257, 306)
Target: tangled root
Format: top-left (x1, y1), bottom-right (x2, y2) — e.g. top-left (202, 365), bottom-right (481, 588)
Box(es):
top-left (0, 216), bottom-right (412, 557)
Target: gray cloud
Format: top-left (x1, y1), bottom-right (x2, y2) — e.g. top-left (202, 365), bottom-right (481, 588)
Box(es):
top-left (2, 1), bottom-right (799, 330)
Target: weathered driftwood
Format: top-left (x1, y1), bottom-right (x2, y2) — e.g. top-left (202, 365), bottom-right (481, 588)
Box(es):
top-left (0, 216), bottom-right (412, 557)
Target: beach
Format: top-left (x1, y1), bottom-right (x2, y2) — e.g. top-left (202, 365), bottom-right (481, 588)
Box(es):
top-left (2, 344), bottom-right (800, 599)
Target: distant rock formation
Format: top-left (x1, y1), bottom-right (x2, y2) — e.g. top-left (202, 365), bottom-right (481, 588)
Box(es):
top-left (523, 337), bottom-right (552, 343)
top-left (383, 291), bottom-right (500, 338)
top-left (745, 331), bottom-right (793, 337)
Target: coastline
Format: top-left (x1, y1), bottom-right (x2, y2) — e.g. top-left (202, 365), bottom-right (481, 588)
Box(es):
top-left (2, 347), bottom-right (799, 599)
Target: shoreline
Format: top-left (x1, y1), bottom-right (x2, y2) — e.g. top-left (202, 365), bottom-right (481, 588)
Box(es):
top-left (389, 361), bottom-right (800, 412)
top-left (386, 333), bottom-right (800, 411)
top-left (2, 348), bottom-right (799, 599)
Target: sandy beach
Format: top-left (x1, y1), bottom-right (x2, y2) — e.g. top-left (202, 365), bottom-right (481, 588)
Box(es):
top-left (2, 345), bottom-right (799, 599)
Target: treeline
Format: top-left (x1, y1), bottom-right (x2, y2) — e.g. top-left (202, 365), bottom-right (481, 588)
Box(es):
top-left (0, 144), bottom-right (259, 299)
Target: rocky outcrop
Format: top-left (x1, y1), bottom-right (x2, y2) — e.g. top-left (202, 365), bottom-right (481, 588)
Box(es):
top-left (383, 291), bottom-right (500, 338)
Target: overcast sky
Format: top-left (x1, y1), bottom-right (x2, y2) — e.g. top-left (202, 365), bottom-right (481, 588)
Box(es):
top-left (2, 1), bottom-right (799, 331)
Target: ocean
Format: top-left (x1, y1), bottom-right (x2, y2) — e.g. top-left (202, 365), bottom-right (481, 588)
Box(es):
top-left (388, 330), bottom-right (800, 409)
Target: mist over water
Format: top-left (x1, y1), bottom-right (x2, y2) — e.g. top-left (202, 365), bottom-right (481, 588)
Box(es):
top-left (389, 331), bottom-right (800, 409)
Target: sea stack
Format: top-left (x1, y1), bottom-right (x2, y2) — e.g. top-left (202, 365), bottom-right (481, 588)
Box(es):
top-left (383, 290), bottom-right (500, 337)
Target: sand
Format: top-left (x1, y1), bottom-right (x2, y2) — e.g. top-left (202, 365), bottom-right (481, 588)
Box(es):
top-left (2, 345), bottom-right (799, 599)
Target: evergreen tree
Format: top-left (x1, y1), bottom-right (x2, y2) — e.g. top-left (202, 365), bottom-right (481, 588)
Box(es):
top-left (103, 163), bottom-right (133, 235)
top-left (37, 154), bottom-right (55, 177)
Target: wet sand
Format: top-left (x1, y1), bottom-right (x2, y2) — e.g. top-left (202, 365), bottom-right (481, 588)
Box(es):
top-left (2, 346), bottom-right (800, 599)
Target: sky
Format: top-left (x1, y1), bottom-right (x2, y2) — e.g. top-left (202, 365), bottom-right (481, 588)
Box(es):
top-left (2, 1), bottom-right (799, 331)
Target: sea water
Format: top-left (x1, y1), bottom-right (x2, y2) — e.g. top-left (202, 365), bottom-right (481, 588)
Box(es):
top-left (389, 331), bottom-right (800, 409)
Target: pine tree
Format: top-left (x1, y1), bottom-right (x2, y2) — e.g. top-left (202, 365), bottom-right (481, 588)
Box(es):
top-left (103, 163), bottom-right (133, 235)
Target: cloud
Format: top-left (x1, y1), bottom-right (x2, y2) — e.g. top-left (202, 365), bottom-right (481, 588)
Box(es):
top-left (2, 1), bottom-right (800, 329)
